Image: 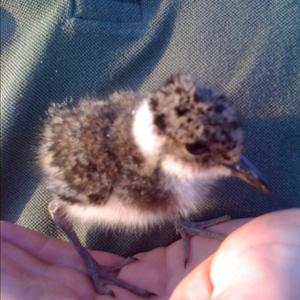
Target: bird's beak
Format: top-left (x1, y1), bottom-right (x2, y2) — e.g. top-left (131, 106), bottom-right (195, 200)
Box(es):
top-left (226, 155), bottom-right (271, 193)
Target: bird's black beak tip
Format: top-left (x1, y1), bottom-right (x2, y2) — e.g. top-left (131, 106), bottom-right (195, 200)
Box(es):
top-left (258, 180), bottom-right (271, 194)
top-left (227, 155), bottom-right (271, 194)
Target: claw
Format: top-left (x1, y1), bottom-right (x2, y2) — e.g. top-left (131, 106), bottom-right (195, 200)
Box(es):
top-left (49, 199), bottom-right (156, 298)
top-left (176, 215), bottom-right (231, 267)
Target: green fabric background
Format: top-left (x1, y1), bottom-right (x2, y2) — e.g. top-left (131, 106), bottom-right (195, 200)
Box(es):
top-left (1, 0), bottom-right (299, 256)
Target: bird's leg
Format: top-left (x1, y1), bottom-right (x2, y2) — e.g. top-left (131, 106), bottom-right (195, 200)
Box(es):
top-left (48, 199), bottom-right (156, 298)
top-left (175, 215), bottom-right (231, 267)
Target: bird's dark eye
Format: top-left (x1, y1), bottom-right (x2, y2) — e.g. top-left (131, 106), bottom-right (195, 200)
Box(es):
top-left (185, 141), bottom-right (209, 155)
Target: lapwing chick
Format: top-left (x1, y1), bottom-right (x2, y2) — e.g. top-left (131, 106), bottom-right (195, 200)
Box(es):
top-left (39, 73), bottom-right (269, 298)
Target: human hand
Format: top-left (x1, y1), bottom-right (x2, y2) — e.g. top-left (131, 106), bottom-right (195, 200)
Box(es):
top-left (1, 209), bottom-right (299, 300)
top-left (171, 209), bottom-right (300, 300)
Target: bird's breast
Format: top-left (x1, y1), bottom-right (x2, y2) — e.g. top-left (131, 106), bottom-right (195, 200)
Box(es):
top-left (63, 174), bottom-right (213, 230)
top-left (167, 176), bottom-right (212, 219)
top-left (64, 193), bottom-right (176, 229)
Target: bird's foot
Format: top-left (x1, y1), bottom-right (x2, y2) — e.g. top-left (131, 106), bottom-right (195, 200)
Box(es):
top-left (99, 256), bottom-right (138, 272)
top-left (175, 215), bottom-right (231, 267)
top-left (86, 255), bottom-right (156, 298)
top-left (48, 199), bottom-right (156, 298)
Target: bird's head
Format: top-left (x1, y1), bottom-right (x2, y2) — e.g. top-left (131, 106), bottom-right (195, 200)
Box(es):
top-left (134, 73), bottom-right (269, 192)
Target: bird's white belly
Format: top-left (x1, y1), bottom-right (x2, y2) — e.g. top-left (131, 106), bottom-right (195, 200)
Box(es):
top-left (170, 177), bottom-right (213, 218)
top-left (65, 177), bottom-right (213, 230)
top-left (65, 195), bottom-right (174, 230)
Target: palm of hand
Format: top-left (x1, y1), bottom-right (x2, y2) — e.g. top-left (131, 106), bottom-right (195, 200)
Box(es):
top-left (1, 209), bottom-right (300, 300)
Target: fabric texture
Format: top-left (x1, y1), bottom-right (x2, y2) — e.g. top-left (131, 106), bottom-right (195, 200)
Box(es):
top-left (1, 0), bottom-right (299, 256)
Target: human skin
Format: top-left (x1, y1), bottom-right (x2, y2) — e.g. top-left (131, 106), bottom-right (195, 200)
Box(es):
top-left (1, 209), bottom-right (300, 300)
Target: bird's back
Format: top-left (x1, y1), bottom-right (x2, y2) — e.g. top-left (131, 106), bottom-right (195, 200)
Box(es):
top-left (39, 92), bottom-right (134, 202)
top-left (39, 92), bottom-right (173, 216)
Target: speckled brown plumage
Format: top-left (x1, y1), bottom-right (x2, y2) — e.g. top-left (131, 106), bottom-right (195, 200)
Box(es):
top-left (39, 92), bottom-right (172, 213)
top-left (39, 73), bottom-right (269, 298)
top-left (149, 73), bottom-right (243, 167)
top-left (39, 73), bottom-right (247, 220)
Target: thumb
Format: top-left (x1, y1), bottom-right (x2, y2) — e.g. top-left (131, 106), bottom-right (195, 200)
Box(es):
top-left (170, 209), bottom-right (300, 300)
top-left (211, 209), bottom-right (300, 300)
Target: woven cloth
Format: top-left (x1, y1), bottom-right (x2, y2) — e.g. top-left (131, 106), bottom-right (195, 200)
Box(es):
top-left (1, 0), bottom-right (299, 256)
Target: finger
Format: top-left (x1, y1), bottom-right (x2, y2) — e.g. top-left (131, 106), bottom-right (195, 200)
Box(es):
top-left (0, 221), bottom-right (83, 272)
top-left (167, 219), bottom-right (251, 280)
top-left (1, 258), bottom-right (31, 300)
top-left (211, 209), bottom-right (300, 300)
top-left (116, 246), bottom-right (166, 298)
top-left (1, 220), bottom-right (51, 255)
top-left (1, 252), bottom-right (84, 300)
top-left (2, 239), bottom-right (97, 300)
top-left (41, 265), bottom-right (97, 300)
top-left (169, 255), bottom-right (213, 300)
top-left (1, 251), bottom-right (30, 281)
top-left (40, 237), bottom-right (128, 274)
top-left (1, 239), bottom-right (47, 275)
top-left (208, 218), bottom-right (251, 235)
top-left (162, 218), bottom-right (251, 299)
top-left (2, 272), bottom-right (82, 300)
top-left (167, 225), bottom-right (243, 300)
top-left (0, 221), bottom-right (125, 273)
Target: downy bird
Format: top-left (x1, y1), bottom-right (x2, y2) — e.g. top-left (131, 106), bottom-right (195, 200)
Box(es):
top-left (39, 73), bottom-right (269, 297)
